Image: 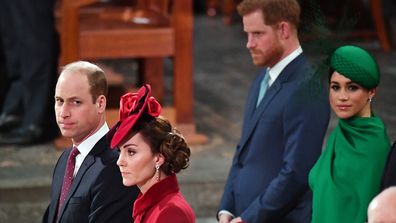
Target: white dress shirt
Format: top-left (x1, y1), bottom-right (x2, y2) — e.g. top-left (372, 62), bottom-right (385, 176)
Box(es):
top-left (267, 46), bottom-right (303, 87)
top-left (73, 123), bottom-right (110, 177)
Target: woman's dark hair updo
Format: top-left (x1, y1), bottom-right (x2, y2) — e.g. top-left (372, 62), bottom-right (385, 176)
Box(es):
top-left (131, 114), bottom-right (191, 175)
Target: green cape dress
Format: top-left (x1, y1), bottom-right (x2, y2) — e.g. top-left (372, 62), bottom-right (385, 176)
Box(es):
top-left (309, 115), bottom-right (390, 223)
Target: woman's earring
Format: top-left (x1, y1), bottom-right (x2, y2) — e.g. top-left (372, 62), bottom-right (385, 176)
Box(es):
top-left (369, 98), bottom-right (372, 102)
top-left (155, 164), bottom-right (160, 182)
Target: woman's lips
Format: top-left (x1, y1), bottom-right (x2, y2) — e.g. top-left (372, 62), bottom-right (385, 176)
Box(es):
top-left (336, 105), bottom-right (351, 110)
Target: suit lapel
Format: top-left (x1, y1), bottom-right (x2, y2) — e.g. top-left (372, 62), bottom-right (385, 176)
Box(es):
top-left (245, 69), bottom-right (265, 124)
top-left (57, 155), bottom-right (95, 222)
top-left (238, 80), bottom-right (283, 155)
top-left (68, 154), bottom-right (95, 196)
top-left (240, 68), bottom-right (266, 144)
top-left (253, 81), bottom-right (281, 121)
top-left (48, 151), bottom-right (69, 223)
top-left (57, 137), bottom-right (107, 221)
top-left (237, 54), bottom-right (306, 155)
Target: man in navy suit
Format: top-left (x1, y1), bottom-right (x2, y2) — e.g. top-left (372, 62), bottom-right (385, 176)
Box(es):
top-left (42, 61), bottom-right (139, 223)
top-left (218, 0), bottom-right (330, 222)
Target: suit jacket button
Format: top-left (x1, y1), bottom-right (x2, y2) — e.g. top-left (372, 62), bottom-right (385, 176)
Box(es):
top-left (237, 162), bottom-right (244, 168)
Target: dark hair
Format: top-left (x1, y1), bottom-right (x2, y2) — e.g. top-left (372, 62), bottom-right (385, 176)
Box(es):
top-left (237, 0), bottom-right (300, 29)
top-left (131, 115), bottom-right (191, 175)
top-left (61, 61), bottom-right (108, 103)
top-left (328, 68), bottom-right (373, 91)
top-left (328, 68), bottom-right (335, 84)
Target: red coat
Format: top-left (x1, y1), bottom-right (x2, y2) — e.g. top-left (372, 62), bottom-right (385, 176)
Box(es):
top-left (132, 174), bottom-right (195, 223)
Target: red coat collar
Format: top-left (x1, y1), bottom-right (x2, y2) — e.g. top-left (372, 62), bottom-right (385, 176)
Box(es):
top-left (132, 173), bottom-right (179, 220)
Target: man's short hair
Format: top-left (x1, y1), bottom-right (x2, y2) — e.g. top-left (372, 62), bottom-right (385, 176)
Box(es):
top-left (61, 61), bottom-right (108, 103)
top-left (237, 0), bottom-right (300, 29)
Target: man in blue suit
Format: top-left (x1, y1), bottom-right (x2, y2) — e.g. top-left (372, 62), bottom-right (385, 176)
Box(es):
top-left (43, 61), bottom-right (139, 223)
top-left (218, 0), bottom-right (330, 222)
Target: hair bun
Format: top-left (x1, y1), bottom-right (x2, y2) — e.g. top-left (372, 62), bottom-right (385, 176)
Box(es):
top-left (160, 128), bottom-right (190, 175)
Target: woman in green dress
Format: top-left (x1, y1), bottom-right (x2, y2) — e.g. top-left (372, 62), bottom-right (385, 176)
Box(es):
top-left (309, 45), bottom-right (391, 223)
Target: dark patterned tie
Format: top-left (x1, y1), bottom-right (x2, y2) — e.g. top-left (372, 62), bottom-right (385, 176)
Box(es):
top-left (57, 146), bottom-right (80, 218)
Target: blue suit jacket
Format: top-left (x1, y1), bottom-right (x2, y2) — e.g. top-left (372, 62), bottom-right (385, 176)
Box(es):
top-left (43, 136), bottom-right (139, 223)
top-left (219, 54), bottom-right (330, 222)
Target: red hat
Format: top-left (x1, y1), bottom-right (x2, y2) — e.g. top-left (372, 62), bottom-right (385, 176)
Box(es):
top-left (109, 84), bottom-right (161, 149)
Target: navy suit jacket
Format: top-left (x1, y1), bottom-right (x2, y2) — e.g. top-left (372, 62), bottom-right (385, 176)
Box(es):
top-left (219, 54), bottom-right (330, 222)
top-left (43, 136), bottom-right (139, 223)
top-left (381, 140), bottom-right (396, 190)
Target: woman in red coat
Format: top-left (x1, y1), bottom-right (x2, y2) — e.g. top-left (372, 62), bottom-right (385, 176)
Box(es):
top-left (109, 84), bottom-right (195, 223)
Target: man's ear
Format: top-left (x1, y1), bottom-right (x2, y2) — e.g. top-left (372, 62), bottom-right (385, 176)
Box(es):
top-left (96, 95), bottom-right (107, 113)
top-left (277, 21), bottom-right (291, 39)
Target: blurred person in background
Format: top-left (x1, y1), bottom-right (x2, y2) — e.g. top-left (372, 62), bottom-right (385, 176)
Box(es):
top-left (0, 0), bottom-right (59, 145)
top-left (381, 140), bottom-right (396, 190)
top-left (0, 38), bottom-right (7, 113)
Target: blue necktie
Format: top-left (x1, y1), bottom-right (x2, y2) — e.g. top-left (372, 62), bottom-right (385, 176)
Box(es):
top-left (256, 70), bottom-right (270, 107)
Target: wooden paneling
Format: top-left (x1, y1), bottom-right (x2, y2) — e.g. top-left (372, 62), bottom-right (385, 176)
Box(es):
top-left (80, 28), bottom-right (174, 59)
top-left (57, 0), bottom-right (195, 125)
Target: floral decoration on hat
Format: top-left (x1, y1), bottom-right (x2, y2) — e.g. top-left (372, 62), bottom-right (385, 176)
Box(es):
top-left (109, 84), bottom-right (161, 148)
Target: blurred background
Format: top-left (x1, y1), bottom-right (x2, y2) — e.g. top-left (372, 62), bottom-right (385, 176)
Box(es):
top-left (1, 0), bottom-right (396, 222)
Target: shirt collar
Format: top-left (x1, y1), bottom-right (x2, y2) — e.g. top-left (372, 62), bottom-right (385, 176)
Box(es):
top-left (267, 46), bottom-right (302, 86)
top-left (74, 122), bottom-right (109, 156)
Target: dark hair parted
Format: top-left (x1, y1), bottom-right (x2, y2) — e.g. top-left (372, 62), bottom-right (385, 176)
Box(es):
top-left (131, 115), bottom-right (191, 175)
top-left (61, 61), bottom-right (108, 103)
top-left (237, 0), bottom-right (300, 29)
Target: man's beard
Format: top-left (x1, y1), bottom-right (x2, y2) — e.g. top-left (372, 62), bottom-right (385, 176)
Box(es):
top-left (251, 43), bottom-right (283, 67)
